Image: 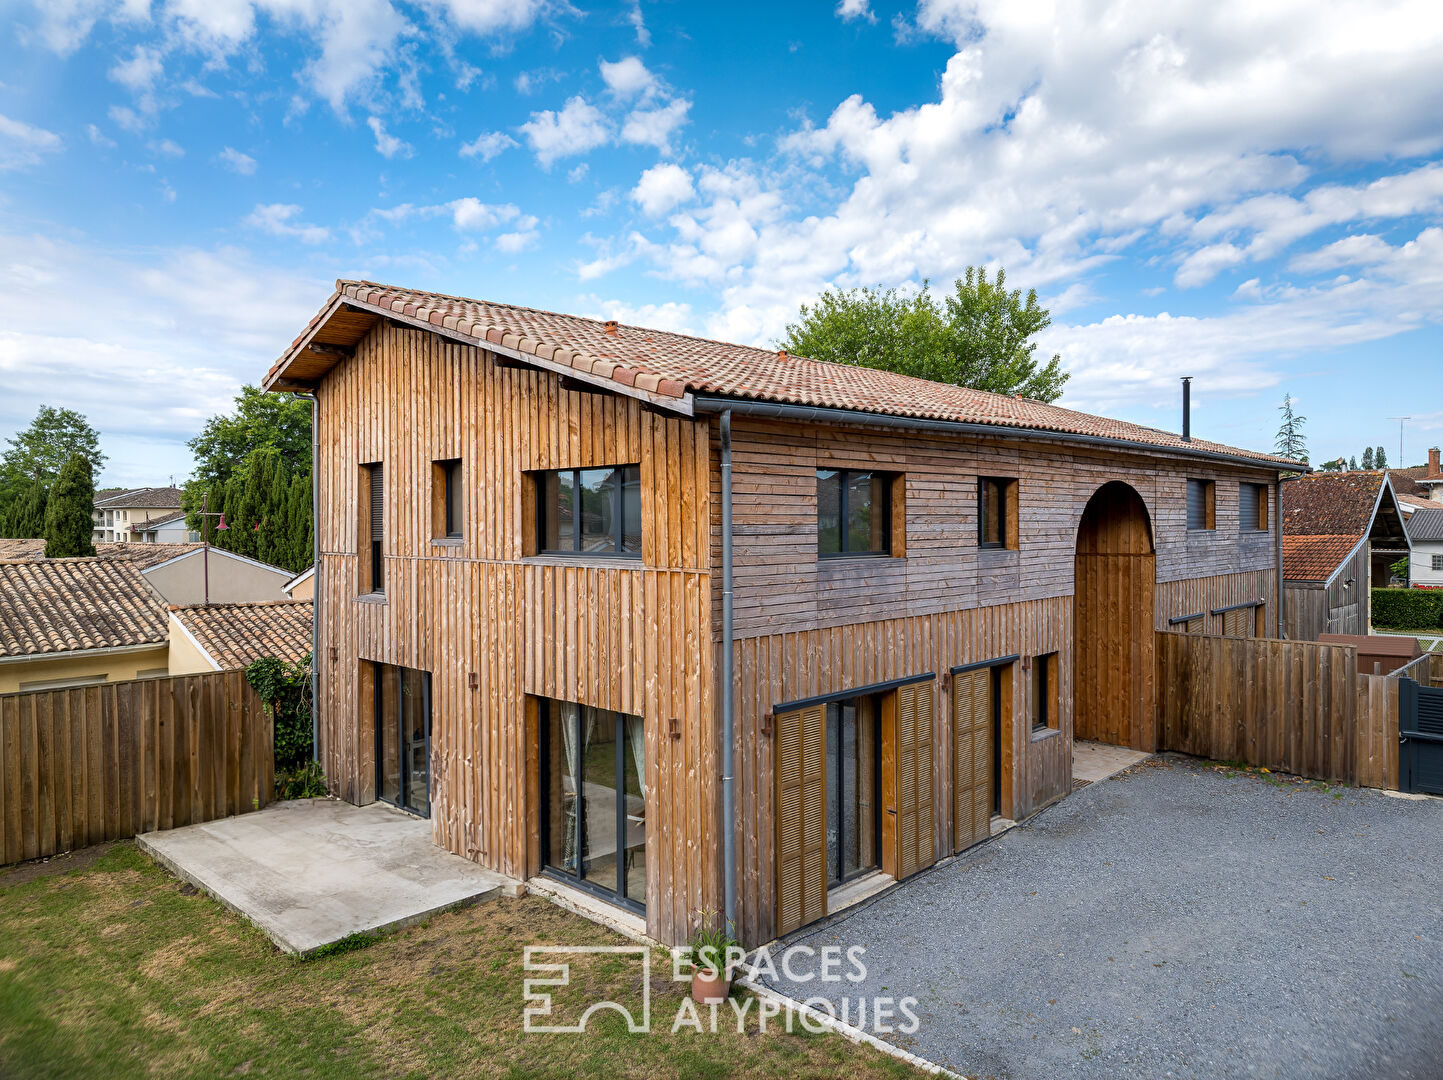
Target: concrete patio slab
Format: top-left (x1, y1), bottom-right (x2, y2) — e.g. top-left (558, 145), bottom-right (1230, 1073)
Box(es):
top-left (137, 798), bottom-right (508, 955)
top-left (1072, 738), bottom-right (1151, 783)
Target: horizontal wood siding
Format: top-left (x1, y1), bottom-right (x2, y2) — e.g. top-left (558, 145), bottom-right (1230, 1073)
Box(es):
top-left (314, 322), bottom-right (714, 945)
top-left (1156, 631), bottom-right (1399, 790)
top-left (0, 669), bottom-right (272, 866)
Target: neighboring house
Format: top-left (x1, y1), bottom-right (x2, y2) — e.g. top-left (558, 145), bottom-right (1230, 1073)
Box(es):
top-left (132, 509), bottom-right (195, 543)
top-left (0, 539), bottom-right (203, 568)
top-left (1389, 449), bottom-right (1443, 506)
top-left (1281, 471), bottom-right (1410, 639)
top-left (0, 559), bottom-right (170, 693)
top-left (281, 566), bottom-right (315, 600)
top-left (168, 599), bottom-right (313, 673)
top-left (263, 279), bottom-right (1297, 947)
top-left (92, 486), bottom-right (186, 543)
top-left (1406, 508), bottom-right (1443, 588)
top-left (136, 546), bottom-right (294, 606)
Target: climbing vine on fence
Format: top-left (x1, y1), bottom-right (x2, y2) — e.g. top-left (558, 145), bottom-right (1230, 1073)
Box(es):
top-left (245, 654), bottom-right (327, 798)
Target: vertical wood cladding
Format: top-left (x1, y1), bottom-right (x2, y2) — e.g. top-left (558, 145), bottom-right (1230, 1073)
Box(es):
top-left (314, 322), bottom-right (714, 946)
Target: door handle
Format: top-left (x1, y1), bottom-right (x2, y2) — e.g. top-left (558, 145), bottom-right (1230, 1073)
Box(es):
top-left (886, 808), bottom-right (896, 815)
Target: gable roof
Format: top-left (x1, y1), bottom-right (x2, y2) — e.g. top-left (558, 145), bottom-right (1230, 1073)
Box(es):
top-left (95, 486), bottom-right (183, 509)
top-left (1409, 508), bottom-right (1443, 542)
top-left (170, 599), bottom-right (312, 670)
top-left (1282, 471), bottom-right (1389, 538)
top-left (265, 279), bottom-right (1297, 471)
top-left (1281, 535), bottom-right (1364, 583)
top-left (133, 509), bottom-right (188, 530)
top-left (0, 559), bottom-right (168, 658)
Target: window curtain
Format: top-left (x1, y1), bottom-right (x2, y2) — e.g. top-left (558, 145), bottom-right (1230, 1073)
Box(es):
top-left (628, 713), bottom-right (646, 804)
top-left (560, 704), bottom-right (580, 872)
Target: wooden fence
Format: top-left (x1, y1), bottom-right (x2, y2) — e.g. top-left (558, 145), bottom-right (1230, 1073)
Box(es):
top-left (1156, 631), bottom-right (1398, 790)
top-left (0, 669), bottom-right (273, 865)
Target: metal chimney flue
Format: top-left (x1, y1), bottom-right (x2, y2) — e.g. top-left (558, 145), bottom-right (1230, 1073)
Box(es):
top-left (1181, 377), bottom-right (1192, 442)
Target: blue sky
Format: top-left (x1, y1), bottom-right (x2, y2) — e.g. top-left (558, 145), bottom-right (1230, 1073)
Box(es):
top-left (1, 0), bottom-right (1441, 487)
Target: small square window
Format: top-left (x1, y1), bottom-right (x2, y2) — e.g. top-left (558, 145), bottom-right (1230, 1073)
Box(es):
top-left (1186, 479), bottom-right (1215, 531)
top-left (1240, 482), bottom-right (1269, 532)
top-left (1432, 554), bottom-right (1443, 572)
top-left (817, 469), bottom-right (894, 556)
top-left (979, 477), bottom-right (1018, 549)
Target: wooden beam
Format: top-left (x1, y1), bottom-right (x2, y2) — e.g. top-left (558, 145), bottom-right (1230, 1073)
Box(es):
top-left (272, 378), bottom-right (319, 392)
top-left (306, 342), bottom-right (353, 359)
top-left (558, 374), bottom-right (615, 397)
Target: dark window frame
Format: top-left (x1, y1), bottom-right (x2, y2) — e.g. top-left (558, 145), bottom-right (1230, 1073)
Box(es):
top-left (534, 465), bottom-right (642, 559)
top-left (824, 693), bottom-right (884, 888)
top-left (442, 458), bottom-right (463, 539)
top-left (373, 661), bottom-right (431, 818)
top-left (538, 698), bottom-right (646, 915)
top-left (1433, 554), bottom-right (1443, 572)
top-left (816, 468), bottom-right (895, 558)
top-left (366, 462), bottom-right (385, 594)
top-left (1031, 652), bottom-right (1058, 732)
top-left (978, 476), bottom-right (1011, 549)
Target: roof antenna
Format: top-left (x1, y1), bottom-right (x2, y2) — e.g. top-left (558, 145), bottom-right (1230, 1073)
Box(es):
top-left (1181, 377), bottom-right (1192, 442)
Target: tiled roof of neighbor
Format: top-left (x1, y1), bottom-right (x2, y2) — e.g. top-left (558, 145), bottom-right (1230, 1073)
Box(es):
top-left (268, 280), bottom-right (1298, 469)
top-left (1409, 508), bottom-right (1443, 542)
top-left (0, 541), bottom-right (203, 567)
top-left (172, 599), bottom-right (312, 670)
top-left (1281, 472), bottom-right (1385, 538)
top-left (95, 486), bottom-right (183, 509)
top-left (1398, 493), bottom-right (1443, 513)
top-left (1282, 535), bottom-right (1363, 583)
top-left (133, 509), bottom-right (188, 530)
top-left (0, 559), bottom-right (168, 657)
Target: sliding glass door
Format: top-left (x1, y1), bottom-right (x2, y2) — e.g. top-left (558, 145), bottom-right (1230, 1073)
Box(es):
top-left (825, 697), bottom-right (881, 888)
top-left (374, 662), bottom-right (431, 817)
top-left (541, 699), bottom-right (646, 913)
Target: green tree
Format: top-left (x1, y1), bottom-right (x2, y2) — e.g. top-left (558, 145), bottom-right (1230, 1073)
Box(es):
top-left (186, 386), bottom-right (312, 490)
top-left (1274, 394), bottom-right (1308, 462)
top-left (1, 406), bottom-right (106, 486)
top-left (1349, 455), bottom-right (1358, 470)
top-left (0, 480), bottom-right (48, 538)
top-left (43, 453), bottom-right (96, 558)
top-left (779, 267), bottom-right (1069, 402)
top-left (1362, 446), bottom-right (1375, 469)
top-left (1375, 445), bottom-right (1388, 469)
top-left (1317, 457), bottom-right (1345, 472)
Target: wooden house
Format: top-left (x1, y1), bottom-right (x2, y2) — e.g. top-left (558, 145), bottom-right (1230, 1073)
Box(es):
top-left (263, 280), bottom-right (1296, 947)
top-left (1280, 471), bottom-right (1409, 639)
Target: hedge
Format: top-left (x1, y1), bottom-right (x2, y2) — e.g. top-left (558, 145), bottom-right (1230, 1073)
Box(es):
top-left (1372, 587), bottom-right (1443, 629)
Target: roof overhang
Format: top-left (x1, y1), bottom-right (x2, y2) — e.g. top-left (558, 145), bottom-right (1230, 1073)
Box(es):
top-left (0, 640), bottom-right (168, 667)
top-left (264, 291), bottom-right (696, 416)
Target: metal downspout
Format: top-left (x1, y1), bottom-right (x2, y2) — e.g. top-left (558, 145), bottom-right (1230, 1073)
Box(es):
top-left (720, 409), bottom-right (736, 937)
top-left (296, 393), bottom-right (320, 763)
top-left (1275, 477), bottom-right (1285, 638)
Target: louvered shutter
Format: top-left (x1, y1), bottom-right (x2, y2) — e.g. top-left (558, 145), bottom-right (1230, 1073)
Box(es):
top-left (370, 463), bottom-right (385, 540)
top-left (1239, 482), bottom-right (1259, 531)
top-left (894, 681), bottom-right (936, 879)
top-left (1223, 606), bottom-right (1254, 638)
top-left (1186, 480), bottom-right (1206, 530)
top-left (952, 669), bottom-right (991, 853)
top-left (774, 705), bottom-right (827, 936)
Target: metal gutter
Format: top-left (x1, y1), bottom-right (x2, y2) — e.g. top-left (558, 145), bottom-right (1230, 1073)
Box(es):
top-left (1276, 479), bottom-right (1285, 637)
top-left (692, 396), bottom-right (1303, 475)
top-left (719, 409), bottom-right (736, 937)
top-left (0, 641), bottom-right (167, 668)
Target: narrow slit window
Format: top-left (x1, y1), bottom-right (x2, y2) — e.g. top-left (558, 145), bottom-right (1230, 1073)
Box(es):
top-left (365, 462), bottom-right (384, 594)
top-left (534, 466), bottom-right (641, 557)
top-left (979, 477), bottom-right (1018, 549)
top-left (433, 458), bottom-right (463, 540)
top-left (1031, 653), bottom-right (1058, 731)
top-left (1186, 479), bottom-right (1216, 531)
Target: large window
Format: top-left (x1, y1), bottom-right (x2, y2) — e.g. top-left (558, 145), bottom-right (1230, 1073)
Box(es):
top-left (541, 700), bottom-right (646, 912)
top-left (1186, 479), bottom-right (1216, 531)
top-left (978, 477), bottom-right (1018, 549)
top-left (817, 469), bottom-right (893, 556)
top-left (824, 697), bottom-right (881, 886)
top-left (374, 662), bottom-right (431, 816)
top-left (535, 466), bottom-right (642, 557)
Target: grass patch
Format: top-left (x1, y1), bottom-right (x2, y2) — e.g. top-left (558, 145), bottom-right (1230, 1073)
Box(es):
top-left (0, 844), bottom-right (923, 1080)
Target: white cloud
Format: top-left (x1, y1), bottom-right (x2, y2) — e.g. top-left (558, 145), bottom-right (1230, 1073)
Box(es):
top-left (367, 115), bottom-right (412, 158)
top-left (448, 197), bottom-right (523, 231)
top-left (0, 114), bottom-right (62, 170)
top-left (421, 0), bottom-right (543, 34)
top-left (459, 130), bottom-right (517, 162)
top-left (620, 97), bottom-right (690, 153)
top-left (580, 297), bottom-right (695, 334)
top-left (217, 146), bottom-right (257, 174)
top-left (85, 123), bottom-right (116, 148)
top-left (567, 163), bottom-right (589, 183)
top-left (108, 104), bottom-right (146, 133)
top-left (836, 0), bottom-right (875, 23)
top-left (149, 137), bottom-right (185, 157)
top-left (626, 1), bottom-right (649, 47)
top-left (600, 56), bottom-right (656, 100)
top-left (495, 225), bottom-right (539, 253)
top-left (520, 96), bottom-right (610, 168)
top-left (108, 44), bottom-right (163, 94)
top-left (631, 162), bottom-right (695, 217)
top-left (244, 203), bottom-right (331, 243)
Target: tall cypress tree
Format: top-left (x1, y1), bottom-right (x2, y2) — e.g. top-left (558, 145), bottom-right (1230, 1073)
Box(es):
top-left (0, 480), bottom-right (48, 538)
top-left (43, 453), bottom-right (96, 558)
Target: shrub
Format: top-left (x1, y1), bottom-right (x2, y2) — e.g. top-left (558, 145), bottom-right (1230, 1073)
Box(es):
top-left (1371, 587), bottom-right (1443, 629)
top-left (245, 654), bottom-right (321, 777)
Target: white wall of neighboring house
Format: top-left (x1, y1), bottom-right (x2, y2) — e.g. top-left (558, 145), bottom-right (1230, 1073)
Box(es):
top-left (1412, 541), bottom-right (1443, 588)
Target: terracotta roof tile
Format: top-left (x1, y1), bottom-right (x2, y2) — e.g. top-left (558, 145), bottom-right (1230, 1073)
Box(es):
top-left (171, 600), bottom-right (312, 670)
top-left (266, 280), bottom-right (1297, 469)
top-left (0, 560), bottom-right (168, 657)
top-left (1281, 535), bottom-right (1362, 583)
top-left (94, 486), bottom-right (183, 509)
top-left (1281, 472), bottom-right (1385, 539)
top-left (0, 541), bottom-right (203, 568)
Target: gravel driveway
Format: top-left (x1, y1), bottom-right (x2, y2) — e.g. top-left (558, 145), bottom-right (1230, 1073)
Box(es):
top-left (761, 755), bottom-right (1443, 1080)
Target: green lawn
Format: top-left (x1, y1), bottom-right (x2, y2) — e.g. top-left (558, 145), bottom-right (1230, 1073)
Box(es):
top-left (0, 844), bottom-right (921, 1080)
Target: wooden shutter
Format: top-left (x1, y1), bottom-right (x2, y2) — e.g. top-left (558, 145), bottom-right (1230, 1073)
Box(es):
top-left (952, 669), bottom-right (991, 853)
top-left (894, 681), bottom-right (936, 879)
top-left (1223, 606), bottom-right (1254, 638)
top-left (774, 705), bottom-right (826, 936)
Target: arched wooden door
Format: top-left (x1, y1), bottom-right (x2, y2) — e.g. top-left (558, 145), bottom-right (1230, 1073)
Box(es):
top-left (1073, 482), bottom-right (1156, 750)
